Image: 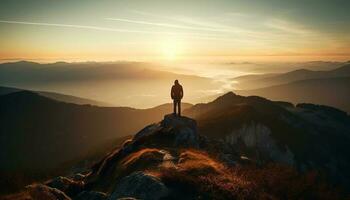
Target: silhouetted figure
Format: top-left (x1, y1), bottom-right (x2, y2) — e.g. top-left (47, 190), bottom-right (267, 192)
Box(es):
top-left (171, 80), bottom-right (183, 116)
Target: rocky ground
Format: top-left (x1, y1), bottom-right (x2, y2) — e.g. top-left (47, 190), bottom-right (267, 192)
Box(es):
top-left (2, 114), bottom-right (346, 200)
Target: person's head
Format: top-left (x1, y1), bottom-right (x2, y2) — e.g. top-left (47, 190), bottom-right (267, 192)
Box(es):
top-left (174, 80), bottom-right (179, 85)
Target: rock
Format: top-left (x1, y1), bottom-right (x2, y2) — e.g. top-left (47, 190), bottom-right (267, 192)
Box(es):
top-left (218, 153), bottom-right (237, 166)
top-left (46, 176), bottom-right (73, 191)
top-left (133, 123), bottom-right (161, 141)
top-left (72, 173), bottom-right (86, 181)
top-left (160, 150), bottom-right (177, 169)
top-left (74, 191), bottom-right (108, 200)
top-left (109, 171), bottom-right (169, 200)
top-left (26, 183), bottom-right (71, 200)
top-left (161, 114), bottom-right (199, 148)
top-left (45, 176), bottom-right (84, 197)
top-left (225, 121), bottom-right (295, 165)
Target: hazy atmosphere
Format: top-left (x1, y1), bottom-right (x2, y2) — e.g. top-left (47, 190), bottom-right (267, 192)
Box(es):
top-left (1, 0), bottom-right (350, 62)
top-left (1, 0), bottom-right (350, 107)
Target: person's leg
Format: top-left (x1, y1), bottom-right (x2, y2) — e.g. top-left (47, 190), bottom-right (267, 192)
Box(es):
top-left (173, 100), bottom-right (176, 114)
top-left (178, 100), bottom-right (181, 116)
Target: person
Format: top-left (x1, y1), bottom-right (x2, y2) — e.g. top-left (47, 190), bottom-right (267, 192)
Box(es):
top-left (171, 80), bottom-right (183, 116)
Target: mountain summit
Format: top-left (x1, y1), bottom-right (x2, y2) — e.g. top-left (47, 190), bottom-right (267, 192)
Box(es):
top-left (5, 112), bottom-right (346, 200)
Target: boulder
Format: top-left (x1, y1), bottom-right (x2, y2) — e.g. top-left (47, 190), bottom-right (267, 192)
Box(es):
top-left (74, 191), bottom-right (108, 200)
top-left (26, 183), bottom-right (71, 200)
top-left (72, 173), bottom-right (86, 181)
top-left (46, 176), bottom-right (73, 191)
top-left (109, 171), bottom-right (169, 200)
top-left (45, 176), bottom-right (84, 197)
top-left (161, 114), bottom-right (199, 148)
top-left (133, 123), bottom-right (161, 141)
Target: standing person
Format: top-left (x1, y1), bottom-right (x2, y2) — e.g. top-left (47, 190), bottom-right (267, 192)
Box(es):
top-left (171, 80), bottom-right (183, 116)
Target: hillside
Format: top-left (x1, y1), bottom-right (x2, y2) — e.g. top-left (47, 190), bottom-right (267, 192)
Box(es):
top-left (0, 86), bottom-right (112, 106)
top-left (3, 113), bottom-right (348, 200)
top-left (0, 90), bottom-right (192, 170)
top-left (235, 77), bottom-right (350, 113)
top-left (233, 63), bottom-right (350, 90)
top-left (0, 91), bottom-right (192, 194)
top-left (183, 92), bottom-right (350, 188)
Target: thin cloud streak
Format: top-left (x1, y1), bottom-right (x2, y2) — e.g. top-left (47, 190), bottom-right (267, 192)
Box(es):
top-left (0, 19), bottom-right (252, 43)
top-left (105, 17), bottom-right (242, 33)
top-left (128, 10), bottom-right (283, 39)
top-left (0, 20), bottom-right (169, 34)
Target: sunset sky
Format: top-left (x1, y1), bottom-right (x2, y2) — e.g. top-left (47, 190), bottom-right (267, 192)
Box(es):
top-left (1, 0), bottom-right (349, 63)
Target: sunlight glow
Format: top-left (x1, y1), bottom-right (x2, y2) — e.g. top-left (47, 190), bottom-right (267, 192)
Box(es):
top-left (160, 37), bottom-right (183, 60)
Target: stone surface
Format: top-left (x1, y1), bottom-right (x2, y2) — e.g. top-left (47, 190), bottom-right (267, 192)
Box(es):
top-left (26, 184), bottom-right (71, 200)
top-left (133, 123), bottom-right (161, 141)
top-left (46, 176), bottom-right (74, 191)
top-left (109, 171), bottom-right (169, 200)
top-left (161, 114), bottom-right (199, 148)
top-left (74, 191), bottom-right (108, 200)
top-left (45, 176), bottom-right (84, 197)
top-left (225, 121), bottom-right (295, 165)
top-left (72, 173), bottom-right (86, 181)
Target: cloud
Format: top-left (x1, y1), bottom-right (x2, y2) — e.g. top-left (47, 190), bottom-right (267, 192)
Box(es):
top-left (127, 10), bottom-right (283, 40)
top-left (264, 19), bottom-right (314, 35)
top-left (0, 19), bottom-right (242, 42)
top-left (0, 20), bottom-right (164, 34)
top-left (106, 18), bottom-right (197, 30)
top-left (105, 17), bottom-right (247, 34)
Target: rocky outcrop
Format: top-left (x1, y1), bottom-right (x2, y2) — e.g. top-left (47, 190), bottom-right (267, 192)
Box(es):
top-left (225, 121), bottom-right (295, 165)
top-left (11, 109), bottom-right (347, 199)
top-left (73, 114), bottom-right (202, 199)
top-left (74, 191), bottom-right (108, 200)
top-left (134, 114), bottom-right (199, 148)
top-left (161, 114), bottom-right (199, 147)
top-left (26, 184), bottom-right (71, 200)
top-left (109, 171), bottom-right (169, 200)
top-left (45, 176), bottom-right (84, 197)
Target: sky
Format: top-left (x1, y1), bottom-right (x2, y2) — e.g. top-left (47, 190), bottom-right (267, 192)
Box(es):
top-left (0, 0), bottom-right (350, 63)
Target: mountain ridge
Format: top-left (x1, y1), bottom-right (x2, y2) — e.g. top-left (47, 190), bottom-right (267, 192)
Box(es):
top-left (236, 76), bottom-right (350, 112)
top-left (0, 86), bottom-right (113, 106)
top-left (1, 91), bottom-right (350, 199)
top-left (3, 113), bottom-right (348, 199)
top-left (233, 63), bottom-right (350, 90)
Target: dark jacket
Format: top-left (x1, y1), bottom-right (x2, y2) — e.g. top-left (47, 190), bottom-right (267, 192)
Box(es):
top-left (171, 84), bottom-right (183, 100)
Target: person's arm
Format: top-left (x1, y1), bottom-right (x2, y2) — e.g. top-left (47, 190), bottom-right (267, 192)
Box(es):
top-left (180, 86), bottom-right (184, 98)
top-left (171, 86), bottom-right (174, 99)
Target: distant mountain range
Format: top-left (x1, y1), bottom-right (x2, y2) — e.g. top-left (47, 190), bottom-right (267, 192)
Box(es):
top-left (0, 61), bottom-right (218, 108)
top-left (233, 63), bottom-right (350, 112)
top-left (0, 86), bottom-right (112, 106)
top-left (236, 77), bottom-right (350, 113)
top-left (233, 63), bottom-right (350, 90)
top-left (0, 61), bottom-right (180, 83)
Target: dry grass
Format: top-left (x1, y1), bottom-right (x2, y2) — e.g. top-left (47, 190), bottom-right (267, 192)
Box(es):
top-left (150, 149), bottom-right (346, 200)
top-left (121, 148), bottom-right (164, 167)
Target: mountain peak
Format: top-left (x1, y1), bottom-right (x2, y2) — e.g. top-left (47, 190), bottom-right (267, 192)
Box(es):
top-left (5, 95), bottom-right (349, 199)
top-left (12, 60), bottom-right (40, 65)
top-left (215, 91), bottom-right (238, 101)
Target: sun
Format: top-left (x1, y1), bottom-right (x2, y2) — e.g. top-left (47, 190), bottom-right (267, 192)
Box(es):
top-left (160, 37), bottom-right (183, 61)
top-left (163, 47), bottom-right (177, 60)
